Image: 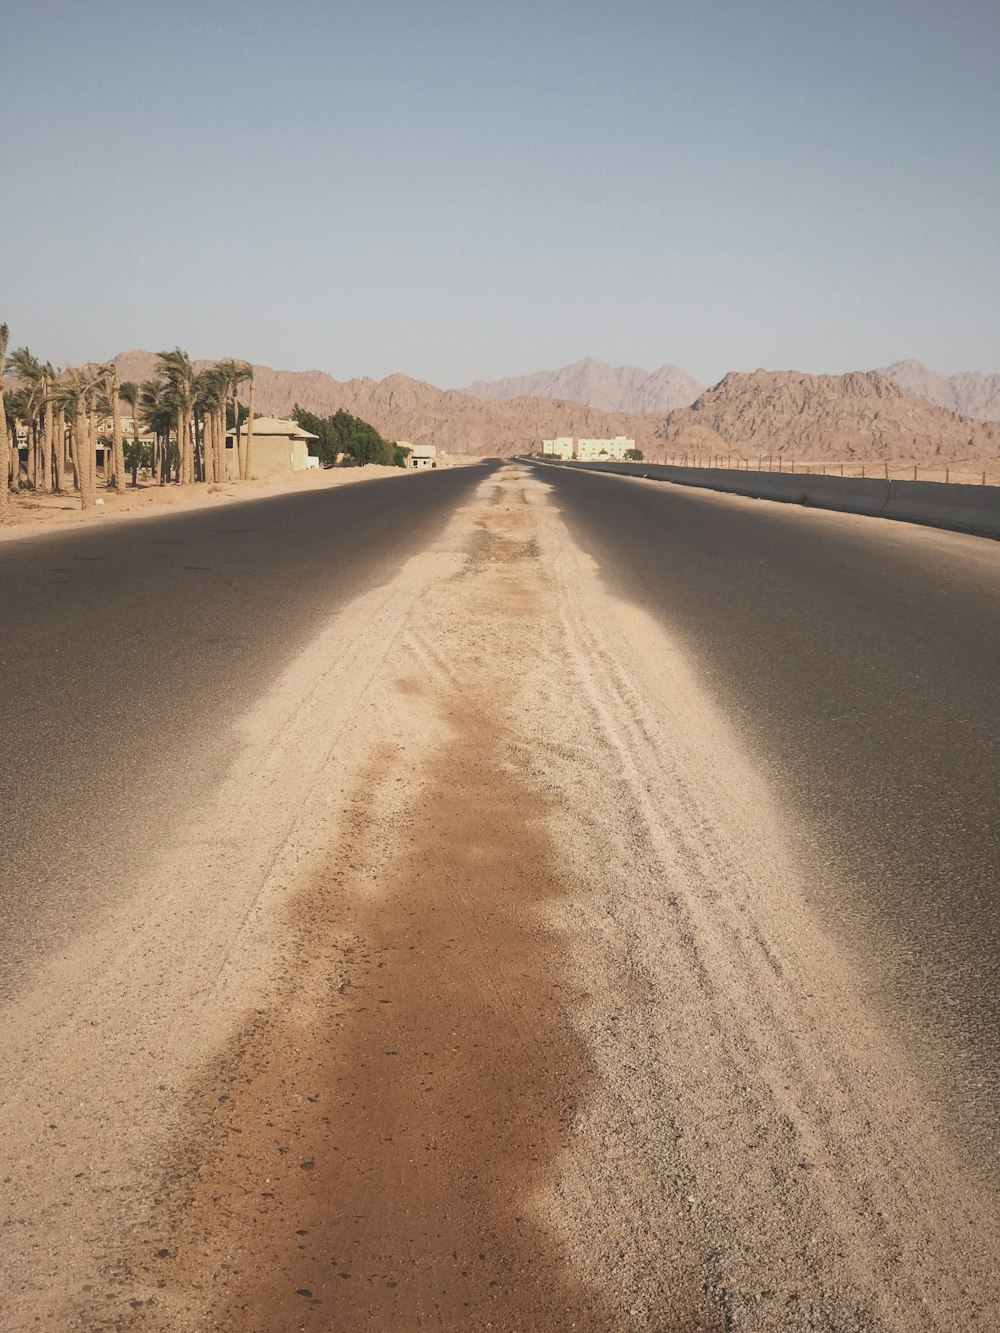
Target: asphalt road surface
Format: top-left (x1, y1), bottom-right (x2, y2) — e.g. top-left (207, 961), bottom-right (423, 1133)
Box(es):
top-left (528, 459), bottom-right (1000, 1143)
top-left (2, 461), bottom-right (998, 1330)
top-left (0, 464), bottom-right (496, 1001)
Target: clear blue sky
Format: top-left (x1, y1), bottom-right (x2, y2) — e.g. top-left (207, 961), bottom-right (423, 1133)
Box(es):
top-left (4, 0), bottom-right (998, 387)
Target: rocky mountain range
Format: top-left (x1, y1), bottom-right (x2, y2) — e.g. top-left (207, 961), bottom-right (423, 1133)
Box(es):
top-left (879, 359), bottom-right (1000, 422)
top-left (461, 355), bottom-right (1000, 425)
top-left (460, 357), bottom-right (703, 415)
top-left (111, 351), bottom-right (660, 458)
top-left (656, 370), bottom-right (999, 464)
top-left (112, 352), bottom-right (999, 464)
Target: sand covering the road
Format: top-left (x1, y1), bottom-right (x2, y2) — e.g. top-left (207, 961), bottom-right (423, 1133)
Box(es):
top-left (1, 467), bottom-right (995, 1330)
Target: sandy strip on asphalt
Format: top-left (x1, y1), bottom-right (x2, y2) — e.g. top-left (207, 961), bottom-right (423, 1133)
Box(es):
top-left (0, 516), bottom-right (470, 1329)
top-left (4, 465), bottom-right (994, 1330)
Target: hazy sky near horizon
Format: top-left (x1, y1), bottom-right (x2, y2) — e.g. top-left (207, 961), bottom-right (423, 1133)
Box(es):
top-left (4, 0), bottom-right (999, 387)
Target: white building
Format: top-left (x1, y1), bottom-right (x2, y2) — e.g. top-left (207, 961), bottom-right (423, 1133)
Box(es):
top-left (541, 437), bottom-right (574, 459)
top-left (542, 436), bottom-right (635, 461)
top-left (575, 436), bottom-right (635, 461)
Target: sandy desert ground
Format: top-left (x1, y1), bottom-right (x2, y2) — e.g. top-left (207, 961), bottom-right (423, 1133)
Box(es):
top-left (0, 465), bottom-right (995, 1331)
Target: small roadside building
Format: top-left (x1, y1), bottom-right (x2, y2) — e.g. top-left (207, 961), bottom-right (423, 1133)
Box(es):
top-left (403, 443), bottom-right (438, 469)
top-left (225, 416), bottom-right (320, 480)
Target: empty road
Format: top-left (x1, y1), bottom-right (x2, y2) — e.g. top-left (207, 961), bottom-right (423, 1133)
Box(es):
top-left (526, 459), bottom-right (1000, 1143)
top-left (1, 460), bottom-right (996, 1331)
top-left (0, 465), bottom-right (496, 1001)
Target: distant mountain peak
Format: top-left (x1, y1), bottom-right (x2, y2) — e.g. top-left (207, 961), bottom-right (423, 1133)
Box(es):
top-left (460, 357), bottom-right (703, 415)
top-left (879, 360), bottom-right (1000, 420)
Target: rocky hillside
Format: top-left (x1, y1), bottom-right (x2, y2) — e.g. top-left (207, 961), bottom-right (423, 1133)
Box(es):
top-left (655, 370), bottom-right (1000, 463)
top-left (880, 359), bottom-right (1000, 422)
top-left (112, 351), bottom-right (659, 457)
top-left (461, 357), bottom-right (702, 415)
top-left (112, 352), bottom-right (1000, 464)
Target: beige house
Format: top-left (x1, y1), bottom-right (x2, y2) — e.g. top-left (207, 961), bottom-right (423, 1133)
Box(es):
top-left (402, 442), bottom-right (438, 469)
top-left (542, 436), bottom-right (574, 459)
top-left (225, 416), bottom-right (320, 479)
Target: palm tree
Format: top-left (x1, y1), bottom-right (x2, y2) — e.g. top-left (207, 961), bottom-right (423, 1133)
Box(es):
top-left (217, 358), bottom-right (254, 480)
top-left (0, 323), bottom-right (9, 505)
top-left (92, 368), bottom-right (120, 492)
top-left (243, 364), bottom-right (255, 480)
top-left (52, 368), bottom-right (99, 509)
top-left (5, 347), bottom-right (48, 492)
top-left (40, 363), bottom-right (63, 493)
top-left (47, 367), bottom-right (67, 495)
top-left (139, 378), bottom-right (173, 484)
top-left (155, 348), bottom-right (196, 483)
top-left (119, 380), bottom-right (141, 484)
top-left (194, 365), bottom-right (229, 483)
top-left (213, 359), bottom-right (241, 481)
top-left (102, 363), bottom-right (126, 494)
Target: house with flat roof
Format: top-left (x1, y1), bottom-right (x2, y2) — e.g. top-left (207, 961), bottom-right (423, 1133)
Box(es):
top-left (225, 416), bottom-right (320, 479)
top-left (575, 436), bottom-right (635, 461)
top-left (402, 442), bottom-right (438, 469)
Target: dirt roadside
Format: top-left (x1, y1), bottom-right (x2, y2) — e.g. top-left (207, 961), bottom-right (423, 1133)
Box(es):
top-left (4, 466), bottom-right (995, 1330)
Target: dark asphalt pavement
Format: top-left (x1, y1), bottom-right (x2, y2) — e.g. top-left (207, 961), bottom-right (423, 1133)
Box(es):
top-left (528, 460), bottom-right (1000, 1139)
top-left (0, 465), bottom-right (495, 999)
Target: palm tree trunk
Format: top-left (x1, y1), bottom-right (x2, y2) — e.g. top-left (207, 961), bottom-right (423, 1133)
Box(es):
top-left (202, 411), bottom-right (211, 483)
top-left (111, 370), bottom-right (126, 494)
top-left (175, 410), bottom-right (184, 483)
top-left (242, 375), bottom-right (254, 480)
top-left (89, 409), bottom-right (99, 504)
top-left (76, 402), bottom-right (95, 508)
top-left (51, 404), bottom-right (63, 494)
top-left (233, 389), bottom-right (244, 480)
top-left (132, 413), bottom-right (140, 485)
top-left (39, 404), bottom-right (52, 494)
top-left (0, 322), bottom-right (9, 508)
top-left (217, 405), bottom-right (226, 482)
top-left (194, 408), bottom-right (204, 482)
top-left (185, 408), bottom-right (194, 483)
top-left (210, 410), bottom-right (220, 483)
top-left (68, 413), bottom-right (80, 494)
top-left (63, 405), bottom-right (72, 477)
